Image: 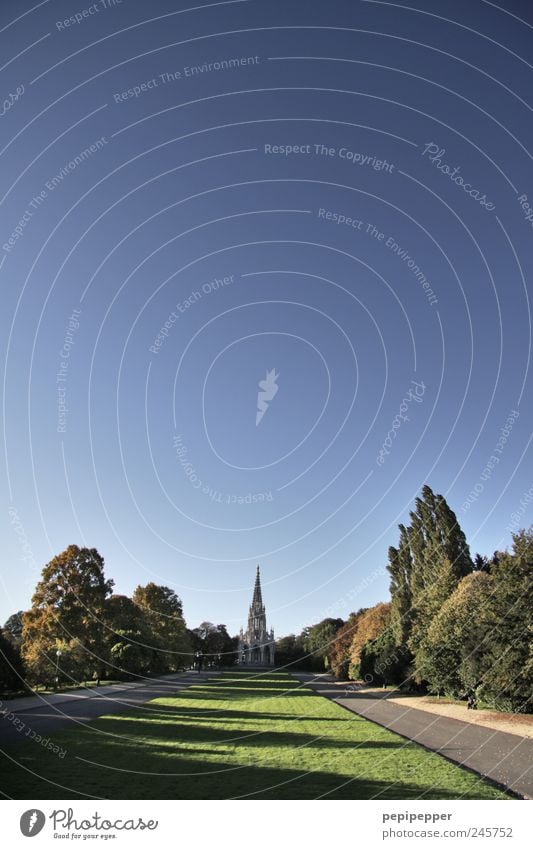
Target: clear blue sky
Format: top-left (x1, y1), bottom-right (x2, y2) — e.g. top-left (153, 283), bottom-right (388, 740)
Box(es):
top-left (1, 0), bottom-right (532, 636)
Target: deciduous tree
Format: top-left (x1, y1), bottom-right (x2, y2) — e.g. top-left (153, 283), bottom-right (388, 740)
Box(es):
top-left (348, 602), bottom-right (391, 678)
top-left (132, 583), bottom-right (191, 672)
top-left (22, 545), bottom-right (113, 685)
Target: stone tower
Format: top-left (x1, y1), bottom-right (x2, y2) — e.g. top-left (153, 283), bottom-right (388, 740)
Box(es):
top-left (238, 566), bottom-right (275, 666)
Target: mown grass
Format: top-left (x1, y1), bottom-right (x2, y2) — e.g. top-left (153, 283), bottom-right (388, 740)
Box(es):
top-left (1, 672), bottom-right (511, 800)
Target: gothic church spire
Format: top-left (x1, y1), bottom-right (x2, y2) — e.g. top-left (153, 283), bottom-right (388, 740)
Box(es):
top-left (252, 564), bottom-right (263, 607)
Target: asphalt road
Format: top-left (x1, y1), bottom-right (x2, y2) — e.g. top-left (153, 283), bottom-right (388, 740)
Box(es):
top-left (0, 672), bottom-right (214, 746)
top-left (294, 673), bottom-right (533, 799)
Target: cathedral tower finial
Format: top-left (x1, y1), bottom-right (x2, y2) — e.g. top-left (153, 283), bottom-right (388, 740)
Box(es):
top-left (252, 564), bottom-right (263, 607)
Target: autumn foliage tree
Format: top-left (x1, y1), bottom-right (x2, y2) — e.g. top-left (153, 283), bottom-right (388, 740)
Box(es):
top-left (329, 611), bottom-right (365, 679)
top-left (22, 545), bottom-right (113, 686)
top-left (348, 602), bottom-right (391, 679)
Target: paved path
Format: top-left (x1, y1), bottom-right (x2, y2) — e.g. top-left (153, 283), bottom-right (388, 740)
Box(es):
top-left (0, 671), bottom-right (218, 746)
top-left (294, 673), bottom-right (533, 799)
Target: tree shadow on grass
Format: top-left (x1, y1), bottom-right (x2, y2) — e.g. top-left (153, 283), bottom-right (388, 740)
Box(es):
top-left (182, 686), bottom-right (312, 699)
top-left (3, 744), bottom-right (495, 801)
top-left (0, 701), bottom-right (365, 749)
top-left (136, 707), bottom-right (358, 723)
top-left (88, 713), bottom-right (410, 752)
top-left (204, 675), bottom-right (308, 690)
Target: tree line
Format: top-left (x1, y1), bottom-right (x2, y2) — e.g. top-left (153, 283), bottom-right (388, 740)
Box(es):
top-left (276, 485), bottom-right (532, 713)
top-left (2, 485), bottom-right (531, 710)
top-left (0, 544), bottom-right (237, 693)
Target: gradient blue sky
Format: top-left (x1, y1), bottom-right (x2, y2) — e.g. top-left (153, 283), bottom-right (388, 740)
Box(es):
top-left (1, 0), bottom-right (532, 636)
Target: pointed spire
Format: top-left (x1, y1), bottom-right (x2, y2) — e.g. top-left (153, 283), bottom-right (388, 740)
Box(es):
top-left (252, 564), bottom-right (263, 607)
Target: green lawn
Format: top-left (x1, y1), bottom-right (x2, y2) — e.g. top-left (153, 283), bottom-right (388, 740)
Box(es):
top-left (2, 672), bottom-right (510, 800)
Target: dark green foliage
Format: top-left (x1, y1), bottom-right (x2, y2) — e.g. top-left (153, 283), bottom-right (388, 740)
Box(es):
top-left (0, 628), bottom-right (26, 695)
top-left (302, 617), bottom-right (344, 671)
top-left (190, 622), bottom-right (238, 666)
top-left (473, 553), bottom-right (490, 573)
top-left (274, 633), bottom-right (307, 669)
top-left (388, 525), bottom-right (413, 646)
top-left (104, 595), bottom-right (156, 678)
top-left (414, 531), bottom-right (533, 712)
top-left (385, 485), bottom-right (474, 682)
top-left (380, 487), bottom-right (532, 709)
top-left (416, 572), bottom-right (493, 698)
top-left (359, 626), bottom-right (412, 686)
top-left (3, 611), bottom-right (23, 646)
top-left (477, 530), bottom-right (533, 711)
top-left (132, 583), bottom-right (192, 672)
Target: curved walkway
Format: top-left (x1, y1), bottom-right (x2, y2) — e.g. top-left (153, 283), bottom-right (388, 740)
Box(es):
top-left (0, 671), bottom-right (218, 746)
top-left (293, 673), bottom-right (533, 799)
